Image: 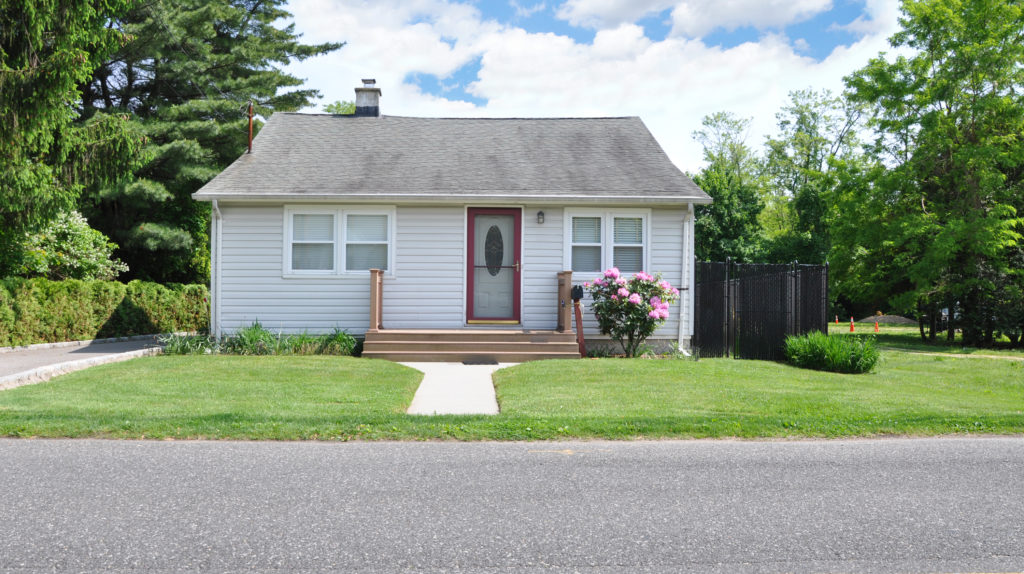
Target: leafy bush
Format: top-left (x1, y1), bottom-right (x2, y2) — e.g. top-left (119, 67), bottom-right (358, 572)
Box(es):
top-left (785, 332), bottom-right (880, 374)
top-left (585, 268), bottom-right (680, 357)
top-left (18, 211), bottom-right (128, 280)
top-left (0, 277), bottom-right (208, 347)
top-left (162, 323), bottom-right (358, 356)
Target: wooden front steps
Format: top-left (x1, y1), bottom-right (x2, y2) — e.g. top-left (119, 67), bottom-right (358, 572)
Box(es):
top-left (362, 329), bottom-right (581, 363)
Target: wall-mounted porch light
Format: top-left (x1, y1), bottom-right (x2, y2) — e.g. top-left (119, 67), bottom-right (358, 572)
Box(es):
top-left (536, 210), bottom-right (545, 224)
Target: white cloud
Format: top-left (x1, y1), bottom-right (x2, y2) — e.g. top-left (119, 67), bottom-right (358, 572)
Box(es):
top-left (668, 0), bottom-right (832, 38)
top-left (556, 0), bottom-right (835, 37)
top-left (283, 0), bottom-right (904, 172)
top-left (556, 0), bottom-right (675, 29)
top-left (509, 1), bottom-right (547, 19)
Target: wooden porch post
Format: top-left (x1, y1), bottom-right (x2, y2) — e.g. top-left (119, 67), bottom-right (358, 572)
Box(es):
top-left (556, 271), bottom-right (573, 333)
top-left (368, 268), bottom-right (383, 332)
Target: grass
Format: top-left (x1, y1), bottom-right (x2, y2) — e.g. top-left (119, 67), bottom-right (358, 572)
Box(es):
top-left (0, 356), bottom-right (421, 440)
top-left (828, 323), bottom-right (1024, 358)
top-left (0, 347), bottom-right (1022, 440)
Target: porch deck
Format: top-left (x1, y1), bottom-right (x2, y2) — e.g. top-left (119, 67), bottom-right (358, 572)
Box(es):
top-left (361, 329), bottom-right (582, 363)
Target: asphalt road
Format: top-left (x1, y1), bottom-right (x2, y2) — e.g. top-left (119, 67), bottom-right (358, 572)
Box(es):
top-left (0, 438), bottom-right (1021, 573)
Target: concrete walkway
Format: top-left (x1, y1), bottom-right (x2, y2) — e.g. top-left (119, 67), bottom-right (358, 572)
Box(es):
top-left (402, 362), bottom-right (512, 415)
top-left (0, 338), bottom-right (162, 391)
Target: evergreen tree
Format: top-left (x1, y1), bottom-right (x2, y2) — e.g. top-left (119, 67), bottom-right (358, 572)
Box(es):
top-left (0, 0), bottom-right (143, 276)
top-left (79, 0), bottom-right (343, 283)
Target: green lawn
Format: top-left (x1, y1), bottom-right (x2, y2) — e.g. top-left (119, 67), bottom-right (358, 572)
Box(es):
top-left (0, 349), bottom-right (1022, 440)
top-left (829, 322), bottom-right (1024, 357)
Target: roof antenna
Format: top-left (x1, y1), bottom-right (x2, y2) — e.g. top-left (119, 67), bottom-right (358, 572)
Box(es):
top-left (247, 100), bottom-right (254, 154)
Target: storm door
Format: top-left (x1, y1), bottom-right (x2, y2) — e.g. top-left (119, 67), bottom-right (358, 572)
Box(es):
top-left (467, 208), bottom-right (521, 323)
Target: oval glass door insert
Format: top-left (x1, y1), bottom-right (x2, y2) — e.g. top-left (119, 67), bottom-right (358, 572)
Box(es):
top-left (485, 225), bottom-right (503, 276)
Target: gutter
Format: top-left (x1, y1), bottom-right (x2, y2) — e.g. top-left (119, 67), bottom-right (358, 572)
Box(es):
top-left (210, 200), bottom-right (223, 341)
top-left (191, 193), bottom-right (715, 206)
top-left (678, 203), bottom-right (695, 353)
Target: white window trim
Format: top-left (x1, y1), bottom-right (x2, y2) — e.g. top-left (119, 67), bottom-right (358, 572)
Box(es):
top-left (284, 206), bottom-right (337, 276)
top-left (342, 207), bottom-right (396, 274)
top-left (563, 208), bottom-right (651, 277)
top-left (283, 205), bottom-right (396, 278)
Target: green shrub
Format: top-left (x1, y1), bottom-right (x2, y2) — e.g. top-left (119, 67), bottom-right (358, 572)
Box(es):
top-left (165, 323), bottom-right (358, 356)
top-left (223, 322), bottom-right (279, 355)
top-left (0, 277), bottom-right (208, 347)
top-left (785, 331), bottom-right (880, 374)
top-left (159, 333), bottom-right (216, 355)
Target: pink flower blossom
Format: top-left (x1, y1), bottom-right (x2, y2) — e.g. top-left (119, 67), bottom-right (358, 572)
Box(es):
top-left (611, 295), bottom-right (618, 301)
top-left (650, 296), bottom-right (661, 306)
top-left (615, 278), bottom-right (626, 285)
top-left (604, 267), bottom-right (621, 279)
top-left (594, 278), bottom-right (605, 286)
top-left (583, 282), bottom-right (590, 287)
top-left (636, 271), bottom-right (653, 282)
top-left (648, 310), bottom-right (660, 318)
top-left (617, 287), bottom-right (629, 298)
top-left (628, 293), bottom-right (643, 305)
top-left (671, 287), bottom-right (680, 295)
top-left (658, 280), bottom-right (672, 291)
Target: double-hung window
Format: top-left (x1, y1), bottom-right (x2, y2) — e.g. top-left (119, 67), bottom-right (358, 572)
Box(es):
top-left (290, 213), bottom-right (335, 272)
top-left (285, 207), bottom-right (394, 275)
top-left (565, 210), bottom-right (649, 274)
top-left (570, 216), bottom-right (603, 273)
top-left (345, 214), bottom-right (389, 271)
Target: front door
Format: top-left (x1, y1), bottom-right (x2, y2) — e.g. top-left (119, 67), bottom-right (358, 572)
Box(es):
top-left (467, 208), bottom-right (521, 323)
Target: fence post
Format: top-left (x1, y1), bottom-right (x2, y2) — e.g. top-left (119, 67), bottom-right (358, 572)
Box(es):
top-left (556, 271), bottom-right (573, 333)
top-left (788, 261), bottom-right (797, 336)
top-left (724, 257), bottom-right (731, 358)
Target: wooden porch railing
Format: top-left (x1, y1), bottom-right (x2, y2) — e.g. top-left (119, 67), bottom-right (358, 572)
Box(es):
top-left (368, 268), bottom-right (383, 333)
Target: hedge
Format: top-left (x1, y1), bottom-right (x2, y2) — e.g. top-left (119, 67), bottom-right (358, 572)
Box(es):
top-left (0, 278), bottom-right (209, 347)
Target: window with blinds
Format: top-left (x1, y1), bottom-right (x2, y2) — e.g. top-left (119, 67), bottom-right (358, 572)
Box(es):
top-left (612, 217), bottom-right (643, 273)
top-left (291, 213), bottom-right (335, 271)
top-left (570, 216), bottom-right (602, 272)
top-left (285, 207), bottom-right (393, 275)
top-left (345, 214), bottom-right (389, 271)
top-left (565, 211), bottom-right (647, 274)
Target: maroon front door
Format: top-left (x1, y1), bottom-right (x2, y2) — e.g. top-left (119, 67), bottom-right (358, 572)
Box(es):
top-left (467, 208), bottom-right (521, 323)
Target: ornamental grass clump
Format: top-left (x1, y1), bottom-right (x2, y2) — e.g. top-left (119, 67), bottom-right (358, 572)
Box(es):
top-left (784, 331), bottom-right (880, 374)
top-left (585, 268), bottom-right (680, 357)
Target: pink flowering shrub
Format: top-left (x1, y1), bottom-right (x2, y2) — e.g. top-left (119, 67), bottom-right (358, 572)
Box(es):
top-left (584, 268), bottom-right (680, 357)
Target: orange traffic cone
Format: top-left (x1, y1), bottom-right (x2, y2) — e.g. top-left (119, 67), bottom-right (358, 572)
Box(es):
top-left (874, 321), bottom-right (879, 333)
top-left (835, 315), bottom-right (839, 325)
top-left (850, 317), bottom-right (855, 332)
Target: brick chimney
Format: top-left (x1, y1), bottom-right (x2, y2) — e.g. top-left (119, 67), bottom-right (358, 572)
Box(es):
top-left (354, 79), bottom-right (381, 117)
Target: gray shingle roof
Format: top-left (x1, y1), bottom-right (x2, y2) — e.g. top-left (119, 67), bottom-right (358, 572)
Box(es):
top-left (193, 113), bottom-right (710, 204)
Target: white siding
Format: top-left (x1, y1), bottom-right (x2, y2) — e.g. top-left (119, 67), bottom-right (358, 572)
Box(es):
top-left (570, 208), bottom-right (688, 342)
top-left (219, 204), bottom-right (369, 334)
top-left (215, 203), bottom-right (691, 341)
top-left (522, 206), bottom-right (563, 330)
top-left (385, 206), bottom-right (464, 328)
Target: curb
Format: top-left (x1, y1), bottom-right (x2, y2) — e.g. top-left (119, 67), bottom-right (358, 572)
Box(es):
top-left (0, 347), bottom-right (163, 392)
top-left (0, 333), bottom-right (188, 355)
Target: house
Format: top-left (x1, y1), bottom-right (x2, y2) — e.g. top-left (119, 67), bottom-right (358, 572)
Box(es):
top-left (192, 80), bottom-right (712, 361)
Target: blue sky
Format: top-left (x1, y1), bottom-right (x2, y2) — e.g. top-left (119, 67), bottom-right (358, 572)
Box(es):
top-left (284, 0), bottom-right (902, 171)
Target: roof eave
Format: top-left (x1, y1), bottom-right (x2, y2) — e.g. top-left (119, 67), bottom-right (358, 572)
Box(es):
top-left (191, 192), bottom-right (713, 206)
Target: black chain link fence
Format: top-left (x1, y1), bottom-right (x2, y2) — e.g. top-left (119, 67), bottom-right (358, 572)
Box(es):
top-left (694, 260), bottom-right (828, 360)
